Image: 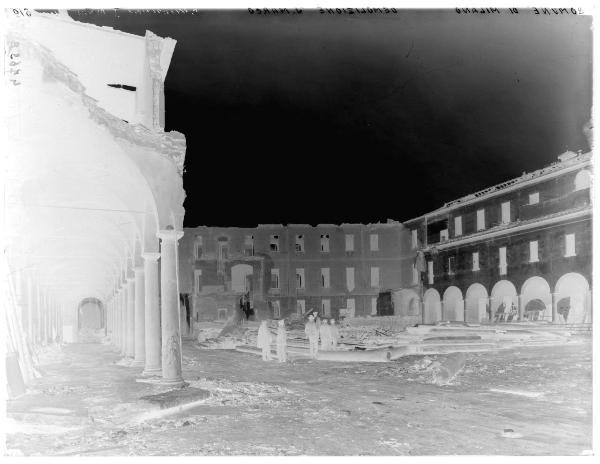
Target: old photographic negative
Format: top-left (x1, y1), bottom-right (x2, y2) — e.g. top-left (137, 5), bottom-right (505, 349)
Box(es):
top-left (3, 7), bottom-right (594, 456)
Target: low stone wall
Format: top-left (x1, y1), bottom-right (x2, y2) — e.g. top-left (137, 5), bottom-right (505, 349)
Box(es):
top-left (341, 315), bottom-right (421, 331)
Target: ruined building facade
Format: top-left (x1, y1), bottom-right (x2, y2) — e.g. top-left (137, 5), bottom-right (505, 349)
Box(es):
top-left (402, 151), bottom-right (592, 324)
top-left (178, 223), bottom-right (414, 322)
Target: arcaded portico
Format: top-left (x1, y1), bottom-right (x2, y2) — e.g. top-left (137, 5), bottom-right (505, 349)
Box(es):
top-left (5, 12), bottom-right (187, 391)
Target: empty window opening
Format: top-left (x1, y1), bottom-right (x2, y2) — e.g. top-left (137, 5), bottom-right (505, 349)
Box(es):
top-left (271, 269), bottom-right (280, 289)
top-left (371, 267), bottom-right (380, 287)
top-left (448, 256), bottom-right (455, 275)
top-left (529, 241), bottom-right (539, 263)
top-left (501, 201), bottom-right (511, 224)
top-left (370, 233), bottom-right (379, 251)
top-left (346, 267), bottom-right (355, 291)
top-left (345, 234), bottom-right (355, 252)
top-left (295, 235), bottom-right (305, 253)
top-left (321, 268), bottom-right (330, 289)
top-left (529, 192), bottom-right (540, 205)
top-left (499, 247), bottom-right (507, 275)
top-left (427, 218), bottom-right (449, 244)
top-left (320, 234), bottom-right (330, 252)
top-left (565, 233), bottom-right (576, 257)
top-left (476, 209), bottom-right (486, 231)
top-left (270, 235), bottom-right (279, 252)
top-left (296, 268), bottom-right (305, 290)
top-left (411, 229), bottom-right (418, 248)
top-left (472, 252), bottom-right (480, 271)
top-left (454, 216), bottom-right (463, 237)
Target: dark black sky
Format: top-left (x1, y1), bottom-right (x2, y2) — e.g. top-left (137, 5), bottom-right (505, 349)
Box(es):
top-left (66, 9), bottom-right (592, 227)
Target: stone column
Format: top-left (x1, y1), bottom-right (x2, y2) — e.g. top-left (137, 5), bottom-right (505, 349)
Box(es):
top-left (121, 285), bottom-right (128, 356)
top-left (27, 276), bottom-right (35, 344)
top-left (126, 277), bottom-right (135, 357)
top-left (158, 230), bottom-right (185, 386)
top-left (551, 292), bottom-right (558, 324)
top-left (143, 252), bottom-right (162, 376)
top-left (517, 295), bottom-right (524, 321)
top-left (133, 266), bottom-right (146, 367)
top-left (42, 291), bottom-right (48, 345)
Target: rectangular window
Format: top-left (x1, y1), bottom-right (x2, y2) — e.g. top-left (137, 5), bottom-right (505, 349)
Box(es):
top-left (219, 244), bottom-right (228, 261)
top-left (295, 235), bottom-right (305, 253)
top-left (272, 300), bottom-right (281, 318)
top-left (321, 268), bottom-right (330, 289)
top-left (371, 297), bottom-right (377, 316)
top-left (345, 234), bottom-right (355, 252)
top-left (346, 267), bottom-right (355, 291)
top-left (529, 241), bottom-right (539, 263)
top-left (296, 299), bottom-right (306, 315)
top-left (194, 270), bottom-right (202, 293)
top-left (370, 267), bottom-right (380, 287)
top-left (440, 229), bottom-right (449, 242)
top-left (296, 268), bottom-right (305, 290)
top-left (194, 238), bottom-right (203, 259)
top-left (270, 235), bottom-right (279, 252)
top-left (271, 269), bottom-right (280, 289)
top-left (428, 260), bottom-right (434, 284)
top-left (448, 256), bottom-right (455, 275)
top-left (472, 252), bottom-right (480, 271)
top-left (244, 235), bottom-right (254, 256)
top-left (454, 216), bottom-right (463, 237)
top-left (499, 247), bottom-right (507, 275)
top-left (501, 201), bottom-right (511, 224)
top-left (477, 209), bottom-right (485, 231)
top-left (565, 233), bottom-right (576, 257)
top-left (370, 233), bottom-right (379, 251)
top-left (411, 229), bottom-right (418, 249)
top-left (320, 234), bottom-right (330, 252)
top-left (322, 299), bottom-right (331, 317)
top-left (412, 264), bottom-right (419, 285)
top-left (529, 192), bottom-right (540, 205)
top-left (346, 298), bottom-right (355, 317)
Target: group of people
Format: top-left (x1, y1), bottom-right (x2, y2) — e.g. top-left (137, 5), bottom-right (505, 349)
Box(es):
top-left (256, 311), bottom-right (340, 362)
top-left (304, 311), bottom-right (339, 359)
top-left (256, 319), bottom-right (288, 362)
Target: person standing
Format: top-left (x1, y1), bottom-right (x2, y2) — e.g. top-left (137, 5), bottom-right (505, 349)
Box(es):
top-left (305, 314), bottom-right (319, 359)
top-left (257, 319), bottom-right (272, 361)
top-left (329, 318), bottom-right (339, 350)
top-left (319, 319), bottom-right (331, 351)
top-left (276, 319), bottom-right (287, 363)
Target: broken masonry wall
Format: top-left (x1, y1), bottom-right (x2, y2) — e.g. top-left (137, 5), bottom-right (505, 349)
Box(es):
top-left (181, 222), bottom-right (412, 321)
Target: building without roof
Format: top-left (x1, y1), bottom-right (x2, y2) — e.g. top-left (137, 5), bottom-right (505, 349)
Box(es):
top-left (178, 222), bottom-right (414, 326)
top-left (401, 151), bottom-right (592, 325)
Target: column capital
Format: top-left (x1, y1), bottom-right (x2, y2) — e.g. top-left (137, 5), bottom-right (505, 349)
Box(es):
top-left (142, 252), bottom-right (161, 261)
top-left (157, 229), bottom-right (184, 242)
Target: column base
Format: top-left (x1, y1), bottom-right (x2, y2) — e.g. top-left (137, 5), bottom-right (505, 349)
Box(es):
top-left (141, 367), bottom-right (162, 377)
top-left (160, 377), bottom-right (188, 389)
top-left (130, 359), bottom-right (145, 367)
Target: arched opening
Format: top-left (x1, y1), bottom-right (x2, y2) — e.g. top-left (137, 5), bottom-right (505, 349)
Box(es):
top-left (555, 272), bottom-right (591, 323)
top-left (490, 280), bottom-right (518, 321)
top-left (574, 169), bottom-right (591, 191)
top-left (409, 297), bottom-right (420, 316)
top-left (231, 263), bottom-right (253, 293)
top-left (465, 283), bottom-right (488, 322)
top-left (392, 288), bottom-right (419, 317)
top-left (77, 297), bottom-right (104, 343)
top-left (443, 286), bottom-right (464, 321)
top-left (524, 298), bottom-right (546, 321)
top-left (423, 288), bottom-right (441, 323)
top-left (521, 276), bottom-right (551, 321)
